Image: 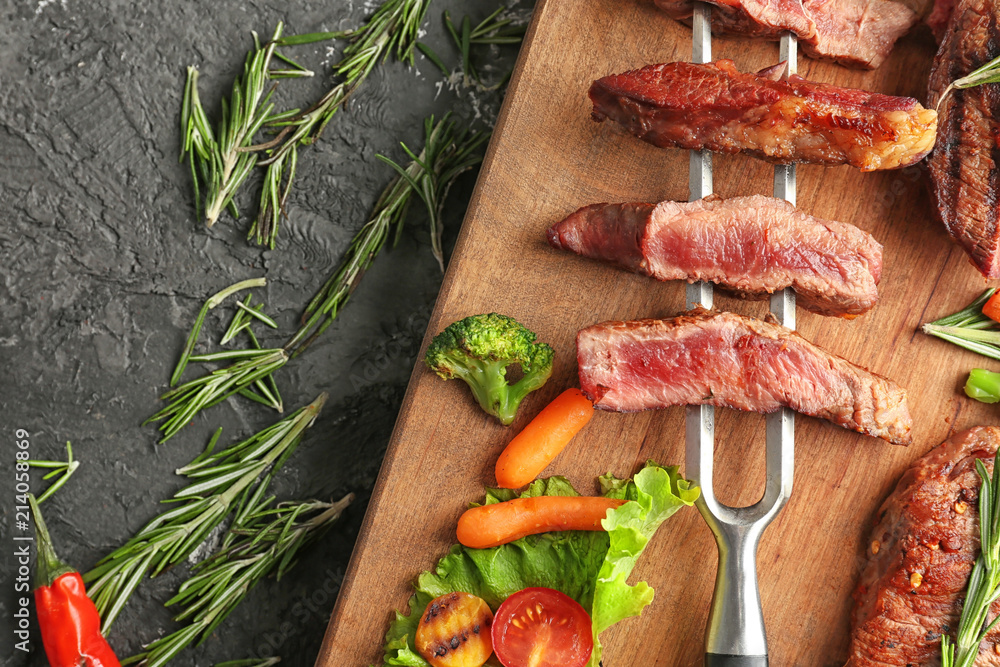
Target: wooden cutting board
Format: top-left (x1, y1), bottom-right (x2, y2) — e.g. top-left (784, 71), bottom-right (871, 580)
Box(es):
top-left (315, 0), bottom-right (1000, 664)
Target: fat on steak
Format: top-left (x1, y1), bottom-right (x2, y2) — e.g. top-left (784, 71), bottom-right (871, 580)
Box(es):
top-left (927, 0), bottom-right (1000, 278)
top-left (849, 426), bottom-right (1000, 665)
top-left (653, 0), bottom-right (917, 69)
top-left (589, 60), bottom-right (938, 171)
top-left (576, 308), bottom-right (912, 445)
top-left (547, 194), bottom-right (883, 317)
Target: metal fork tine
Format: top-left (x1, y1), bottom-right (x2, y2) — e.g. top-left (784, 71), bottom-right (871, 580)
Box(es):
top-left (684, 10), bottom-right (798, 664)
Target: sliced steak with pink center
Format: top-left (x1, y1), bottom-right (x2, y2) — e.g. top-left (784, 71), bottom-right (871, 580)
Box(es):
top-left (547, 194), bottom-right (883, 317)
top-left (652, 0), bottom-right (916, 69)
top-left (589, 60), bottom-right (938, 171)
top-left (576, 308), bottom-right (912, 445)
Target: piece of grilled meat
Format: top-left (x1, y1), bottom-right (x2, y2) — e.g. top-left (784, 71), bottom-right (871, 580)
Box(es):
top-left (849, 426), bottom-right (1000, 665)
top-left (590, 60), bottom-right (938, 171)
top-left (576, 308), bottom-right (912, 445)
top-left (927, 0), bottom-right (1000, 278)
top-left (653, 0), bottom-right (917, 69)
top-left (547, 194), bottom-right (883, 317)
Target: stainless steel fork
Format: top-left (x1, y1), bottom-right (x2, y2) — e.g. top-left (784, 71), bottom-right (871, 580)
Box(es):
top-left (685, 8), bottom-right (797, 665)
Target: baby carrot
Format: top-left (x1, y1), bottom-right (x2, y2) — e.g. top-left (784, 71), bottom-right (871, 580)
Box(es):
top-left (985, 291), bottom-right (1000, 323)
top-left (494, 388), bottom-right (594, 489)
top-left (456, 496), bottom-right (626, 549)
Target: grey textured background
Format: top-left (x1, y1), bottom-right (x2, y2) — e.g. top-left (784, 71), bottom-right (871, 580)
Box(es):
top-left (0, 0), bottom-right (528, 664)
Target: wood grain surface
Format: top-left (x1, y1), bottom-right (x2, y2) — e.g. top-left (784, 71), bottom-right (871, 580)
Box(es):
top-left (315, 0), bottom-right (1000, 664)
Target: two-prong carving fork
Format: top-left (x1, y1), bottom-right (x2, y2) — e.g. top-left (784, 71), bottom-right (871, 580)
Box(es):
top-left (685, 9), bottom-right (797, 664)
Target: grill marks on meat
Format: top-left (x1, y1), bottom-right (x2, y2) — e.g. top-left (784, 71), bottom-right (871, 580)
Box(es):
top-left (653, 0), bottom-right (917, 69)
top-left (927, 0), bottom-right (1000, 278)
top-left (589, 60), bottom-right (938, 171)
top-left (850, 427), bottom-right (1000, 665)
top-left (547, 195), bottom-right (883, 318)
top-left (576, 309), bottom-right (912, 445)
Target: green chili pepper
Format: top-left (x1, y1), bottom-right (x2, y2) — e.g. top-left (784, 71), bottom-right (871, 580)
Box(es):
top-left (965, 368), bottom-right (1000, 403)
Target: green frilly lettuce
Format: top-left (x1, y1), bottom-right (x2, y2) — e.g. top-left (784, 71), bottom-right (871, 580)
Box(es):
top-left (378, 461), bottom-right (699, 667)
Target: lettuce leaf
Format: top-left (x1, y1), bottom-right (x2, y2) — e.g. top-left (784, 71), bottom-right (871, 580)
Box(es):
top-left (378, 461), bottom-right (698, 667)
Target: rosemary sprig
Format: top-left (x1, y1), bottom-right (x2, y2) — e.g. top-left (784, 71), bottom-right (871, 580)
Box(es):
top-left (214, 660), bottom-right (280, 667)
top-left (937, 56), bottom-right (1000, 111)
top-left (26, 441), bottom-right (79, 504)
top-left (376, 114), bottom-right (490, 272)
top-left (85, 393), bottom-right (327, 633)
top-left (182, 24), bottom-right (333, 228)
top-left (127, 494), bottom-right (353, 667)
top-left (285, 114), bottom-right (488, 354)
top-left (941, 450), bottom-right (1000, 667)
top-left (419, 7), bottom-right (526, 90)
top-left (149, 114), bottom-right (487, 439)
top-left (922, 289), bottom-right (1000, 361)
top-left (183, 24), bottom-right (294, 226)
top-left (249, 0), bottom-right (434, 248)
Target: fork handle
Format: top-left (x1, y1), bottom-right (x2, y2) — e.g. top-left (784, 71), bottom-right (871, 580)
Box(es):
top-left (706, 654), bottom-right (768, 666)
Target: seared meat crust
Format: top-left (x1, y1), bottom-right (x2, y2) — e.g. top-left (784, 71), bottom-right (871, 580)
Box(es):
top-left (850, 427), bottom-right (1000, 665)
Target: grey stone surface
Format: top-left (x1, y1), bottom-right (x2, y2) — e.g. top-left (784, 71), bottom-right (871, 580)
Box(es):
top-left (0, 1), bottom-right (528, 664)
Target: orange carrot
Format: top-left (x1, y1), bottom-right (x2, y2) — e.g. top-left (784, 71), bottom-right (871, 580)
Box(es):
top-left (985, 292), bottom-right (1000, 323)
top-left (456, 496), bottom-right (626, 549)
top-left (494, 388), bottom-right (594, 489)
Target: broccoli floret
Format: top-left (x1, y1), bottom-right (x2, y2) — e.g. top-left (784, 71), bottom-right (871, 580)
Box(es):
top-left (425, 313), bottom-right (555, 425)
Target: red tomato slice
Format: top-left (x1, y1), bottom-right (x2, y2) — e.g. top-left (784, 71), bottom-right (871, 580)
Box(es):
top-left (491, 587), bottom-right (593, 667)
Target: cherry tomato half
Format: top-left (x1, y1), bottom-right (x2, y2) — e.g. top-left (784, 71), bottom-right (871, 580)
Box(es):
top-left (491, 587), bottom-right (593, 667)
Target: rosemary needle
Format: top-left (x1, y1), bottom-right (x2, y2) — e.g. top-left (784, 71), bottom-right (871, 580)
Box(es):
top-left (127, 494), bottom-right (353, 667)
top-left (86, 394), bottom-right (327, 633)
top-left (26, 441), bottom-right (80, 504)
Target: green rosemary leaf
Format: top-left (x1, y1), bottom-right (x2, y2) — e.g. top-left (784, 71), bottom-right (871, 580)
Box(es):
top-left (221, 295), bottom-right (253, 345)
top-left (85, 394), bottom-right (326, 634)
top-left (276, 30), bottom-right (350, 46)
top-left (416, 41), bottom-right (451, 76)
top-left (26, 441), bottom-right (79, 504)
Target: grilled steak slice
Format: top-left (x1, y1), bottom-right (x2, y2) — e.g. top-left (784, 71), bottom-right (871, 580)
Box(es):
top-left (547, 194), bottom-right (883, 317)
top-left (927, 0), bottom-right (1000, 278)
top-left (849, 426), bottom-right (1000, 666)
top-left (576, 308), bottom-right (912, 445)
top-left (653, 0), bottom-right (916, 69)
top-left (804, 0), bottom-right (917, 68)
top-left (654, 0), bottom-right (816, 40)
top-left (590, 60), bottom-right (938, 171)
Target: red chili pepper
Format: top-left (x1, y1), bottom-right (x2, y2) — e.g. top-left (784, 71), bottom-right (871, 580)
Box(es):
top-left (29, 494), bottom-right (121, 667)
